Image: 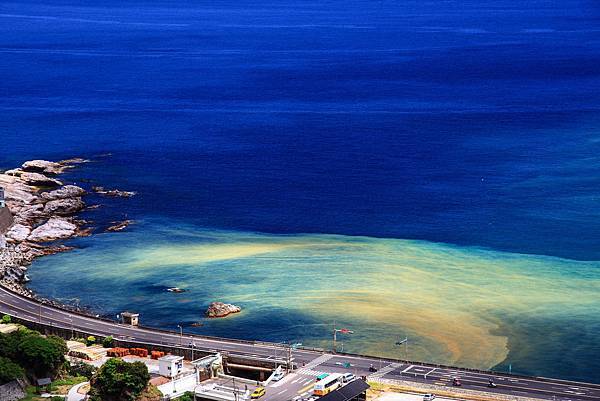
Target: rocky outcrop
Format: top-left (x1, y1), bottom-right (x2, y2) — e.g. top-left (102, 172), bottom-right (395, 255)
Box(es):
top-left (22, 160), bottom-right (63, 175)
top-left (19, 172), bottom-right (62, 187)
top-left (5, 224), bottom-right (30, 242)
top-left (0, 158), bottom-right (131, 304)
top-left (28, 217), bottom-right (78, 242)
top-left (41, 185), bottom-right (86, 201)
top-left (206, 302), bottom-right (241, 318)
top-left (43, 198), bottom-right (85, 216)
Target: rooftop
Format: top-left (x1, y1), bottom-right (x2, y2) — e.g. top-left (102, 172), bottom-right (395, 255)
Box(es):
top-left (159, 354), bottom-right (184, 362)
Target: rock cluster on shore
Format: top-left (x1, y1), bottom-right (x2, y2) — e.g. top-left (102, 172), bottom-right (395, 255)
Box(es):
top-left (205, 302), bottom-right (242, 318)
top-left (0, 158), bottom-right (128, 302)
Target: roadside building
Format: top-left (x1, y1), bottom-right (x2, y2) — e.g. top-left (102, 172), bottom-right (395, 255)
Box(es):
top-left (120, 311), bottom-right (139, 326)
top-left (158, 355), bottom-right (184, 378)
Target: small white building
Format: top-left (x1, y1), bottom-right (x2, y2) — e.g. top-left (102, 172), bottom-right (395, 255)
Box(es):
top-left (0, 187), bottom-right (5, 208)
top-left (158, 355), bottom-right (184, 378)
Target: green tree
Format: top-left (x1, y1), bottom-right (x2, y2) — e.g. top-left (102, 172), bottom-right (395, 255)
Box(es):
top-left (68, 361), bottom-right (97, 379)
top-left (17, 334), bottom-right (67, 378)
top-left (102, 335), bottom-right (114, 348)
top-left (0, 356), bottom-right (25, 384)
top-left (86, 335), bottom-right (96, 346)
top-left (1, 314), bottom-right (11, 324)
top-left (179, 392), bottom-right (195, 401)
top-left (88, 358), bottom-right (150, 401)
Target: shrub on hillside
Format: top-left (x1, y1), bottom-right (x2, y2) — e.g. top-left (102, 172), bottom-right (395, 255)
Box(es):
top-left (68, 361), bottom-right (97, 379)
top-left (88, 358), bottom-right (150, 401)
top-left (102, 335), bottom-right (114, 348)
top-left (16, 334), bottom-right (67, 378)
top-left (1, 314), bottom-right (11, 324)
top-left (0, 356), bottom-right (25, 384)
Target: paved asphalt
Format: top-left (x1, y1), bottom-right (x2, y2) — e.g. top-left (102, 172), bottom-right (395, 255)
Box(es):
top-left (1, 286), bottom-right (599, 401)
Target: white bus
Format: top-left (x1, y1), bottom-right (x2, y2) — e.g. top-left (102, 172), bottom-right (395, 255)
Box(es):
top-left (314, 373), bottom-right (342, 396)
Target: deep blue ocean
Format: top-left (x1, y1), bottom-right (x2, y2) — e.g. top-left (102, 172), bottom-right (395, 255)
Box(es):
top-left (1, 0), bottom-right (600, 382)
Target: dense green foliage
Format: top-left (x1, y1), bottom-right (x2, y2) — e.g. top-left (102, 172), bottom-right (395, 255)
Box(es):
top-left (179, 392), bottom-right (195, 401)
top-left (1, 314), bottom-right (11, 324)
top-left (89, 358), bottom-right (150, 401)
top-left (86, 335), bottom-right (96, 346)
top-left (102, 335), bottom-right (114, 348)
top-left (68, 361), bottom-right (97, 379)
top-left (18, 334), bottom-right (68, 378)
top-left (0, 356), bottom-right (25, 384)
top-left (0, 328), bottom-right (67, 380)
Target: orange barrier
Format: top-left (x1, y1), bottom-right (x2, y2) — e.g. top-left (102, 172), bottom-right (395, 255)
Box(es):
top-left (107, 347), bottom-right (130, 357)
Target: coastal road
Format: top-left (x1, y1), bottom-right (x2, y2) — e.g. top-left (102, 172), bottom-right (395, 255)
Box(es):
top-left (1, 286), bottom-right (599, 401)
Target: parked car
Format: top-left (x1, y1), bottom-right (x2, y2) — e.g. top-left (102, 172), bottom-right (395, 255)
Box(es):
top-left (423, 394), bottom-right (436, 401)
top-left (342, 373), bottom-right (355, 383)
top-left (251, 387), bottom-right (266, 399)
top-left (272, 371), bottom-right (285, 381)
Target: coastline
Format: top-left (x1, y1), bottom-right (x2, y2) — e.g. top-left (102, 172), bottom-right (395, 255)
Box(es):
top-left (0, 158), bottom-right (131, 311)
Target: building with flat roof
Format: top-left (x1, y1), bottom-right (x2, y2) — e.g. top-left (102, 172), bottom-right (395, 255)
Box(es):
top-left (158, 355), bottom-right (184, 378)
top-left (120, 312), bottom-right (139, 326)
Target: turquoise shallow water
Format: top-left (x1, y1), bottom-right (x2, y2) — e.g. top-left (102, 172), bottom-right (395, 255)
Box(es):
top-left (28, 219), bottom-right (600, 381)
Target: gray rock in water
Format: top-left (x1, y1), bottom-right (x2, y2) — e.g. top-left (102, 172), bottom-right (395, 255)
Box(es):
top-left (28, 217), bottom-right (77, 242)
top-left (206, 302), bottom-right (242, 318)
top-left (43, 198), bottom-right (85, 216)
top-left (19, 172), bottom-right (62, 187)
top-left (41, 185), bottom-right (86, 201)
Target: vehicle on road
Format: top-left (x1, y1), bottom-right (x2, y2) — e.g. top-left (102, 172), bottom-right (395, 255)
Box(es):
top-left (368, 364), bottom-right (377, 372)
top-left (314, 373), bottom-right (342, 396)
top-left (488, 379), bottom-right (497, 388)
top-left (251, 387), bottom-right (266, 399)
top-left (341, 373), bottom-right (355, 383)
top-left (422, 395), bottom-right (436, 401)
top-left (452, 377), bottom-right (461, 386)
top-left (272, 371), bottom-right (285, 381)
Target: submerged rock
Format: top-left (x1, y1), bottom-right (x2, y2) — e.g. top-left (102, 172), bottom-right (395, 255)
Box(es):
top-left (92, 186), bottom-right (136, 198)
top-left (106, 220), bottom-right (133, 232)
top-left (206, 302), bottom-right (241, 318)
top-left (28, 217), bottom-right (78, 242)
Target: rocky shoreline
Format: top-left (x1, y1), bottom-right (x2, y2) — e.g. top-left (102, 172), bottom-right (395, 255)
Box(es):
top-left (0, 159), bottom-right (132, 310)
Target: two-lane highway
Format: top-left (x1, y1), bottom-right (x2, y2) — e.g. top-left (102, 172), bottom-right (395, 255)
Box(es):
top-left (1, 286), bottom-right (599, 401)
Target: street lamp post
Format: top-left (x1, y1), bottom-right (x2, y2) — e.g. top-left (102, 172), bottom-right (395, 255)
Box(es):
top-left (395, 337), bottom-right (408, 361)
top-left (177, 324), bottom-right (183, 346)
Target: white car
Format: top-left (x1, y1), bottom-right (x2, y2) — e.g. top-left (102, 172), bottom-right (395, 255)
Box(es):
top-left (423, 395), bottom-right (436, 401)
top-left (272, 371), bottom-right (285, 381)
top-left (341, 373), bottom-right (355, 383)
